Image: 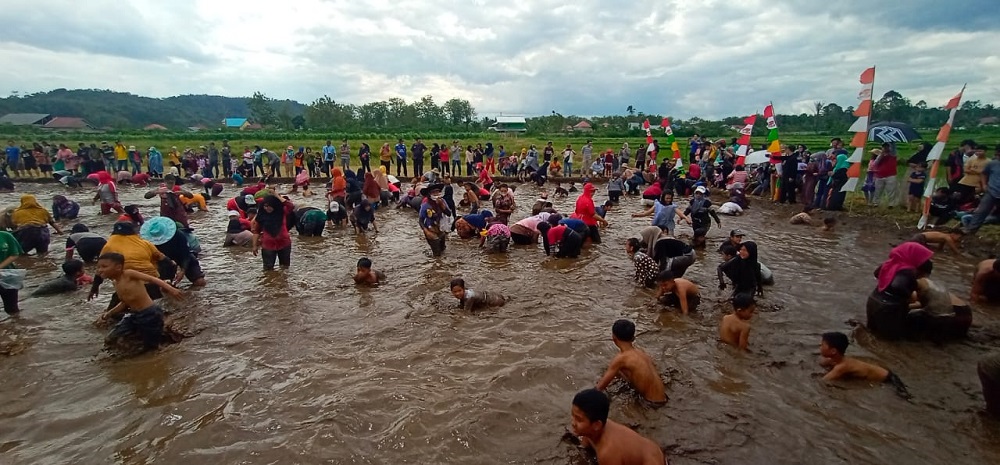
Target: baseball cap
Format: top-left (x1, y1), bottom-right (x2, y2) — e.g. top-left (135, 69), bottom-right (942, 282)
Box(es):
top-left (695, 186), bottom-right (707, 194)
top-left (730, 229), bottom-right (746, 237)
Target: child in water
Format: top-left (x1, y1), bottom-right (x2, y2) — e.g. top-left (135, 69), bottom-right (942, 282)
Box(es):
top-left (569, 389), bottom-right (668, 465)
top-left (595, 319), bottom-right (668, 403)
top-left (353, 257), bottom-right (386, 286)
top-left (656, 269), bottom-right (701, 315)
top-left (450, 278), bottom-right (506, 311)
top-left (819, 331), bottom-right (910, 398)
top-left (31, 259), bottom-right (92, 296)
top-left (96, 252), bottom-right (183, 352)
top-left (719, 293), bottom-right (755, 350)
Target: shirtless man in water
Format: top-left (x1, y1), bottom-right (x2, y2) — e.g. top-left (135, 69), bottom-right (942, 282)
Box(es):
top-left (719, 293), bottom-right (755, 350)
top-left (96, 252), bottom-right (182, 351)
top-left (595, 320), bottom-right (667, 403)
top-left (570, 389), bottom-right (667, 465)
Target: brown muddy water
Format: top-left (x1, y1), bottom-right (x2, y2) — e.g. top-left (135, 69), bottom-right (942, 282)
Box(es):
top-left (1, 181), bottom-right (999, 465)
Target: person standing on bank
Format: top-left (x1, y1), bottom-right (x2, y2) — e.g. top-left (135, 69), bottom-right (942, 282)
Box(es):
top-left (411, 138), bottom-right (427, 177)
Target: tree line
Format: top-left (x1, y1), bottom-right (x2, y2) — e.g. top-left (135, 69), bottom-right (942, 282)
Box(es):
top-left (0, 89), bottom-right (996, 138)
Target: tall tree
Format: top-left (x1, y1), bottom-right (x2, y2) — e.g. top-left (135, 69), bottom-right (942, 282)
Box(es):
top-left (247, 91), bottom-right (277, 126)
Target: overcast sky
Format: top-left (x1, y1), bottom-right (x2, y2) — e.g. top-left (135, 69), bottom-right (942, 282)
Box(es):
top-left (1, 0), bottom-right (997, 119)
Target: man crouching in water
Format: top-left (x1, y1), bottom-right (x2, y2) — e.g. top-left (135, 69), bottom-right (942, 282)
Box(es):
top-left (450, 278), bottom-right (505, 311)
top-left (96, 252), bottom-right (183, 352)
top-left (595, 319), bottom-right (667, 404)
top-left (570, 389), bottom-right (668, 465)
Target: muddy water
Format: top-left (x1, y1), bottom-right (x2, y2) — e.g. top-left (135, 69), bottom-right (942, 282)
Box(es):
top-left (1, 181), bottom-right (999, 465)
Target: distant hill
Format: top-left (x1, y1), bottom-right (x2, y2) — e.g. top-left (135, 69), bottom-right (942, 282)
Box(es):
top-left (0, 89), bottom-right (306, 130)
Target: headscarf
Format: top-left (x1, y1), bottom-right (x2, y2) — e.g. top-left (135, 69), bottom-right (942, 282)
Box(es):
top-left (331, 168), bottom-right (347, 194)
top-left (52, 195), bottom-right (69, 208)
top-left (374, 168), bottom-right (389, 190)
top-left (363, 173), bottom-right (381, 199)
top-left (635, 226), bottom-right (667, 256)
top-left (12, 195), bottom-right (52, 226)
top-left (254, 195), bottom-right (286, 237)
top-left (93, 170), bottom-right (116, 191)
top-left (833, 153), bottom-right (850, 171)
top-left (877, 242), bottom-right (934, 292)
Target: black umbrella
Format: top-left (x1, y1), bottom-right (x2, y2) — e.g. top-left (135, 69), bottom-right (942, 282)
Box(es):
top-left (868, 122), bottom-right (922, 143)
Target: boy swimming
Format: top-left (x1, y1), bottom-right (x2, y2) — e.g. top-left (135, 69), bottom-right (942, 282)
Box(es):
top-left (719, 293), bottom-right (755, 350)
top-left (655, 270), bottom-right (701, 315)
top-left (450, 278), bottom-right (506, 311)
top-left (819, 331), bottom-right (910, 398)
top-left (595, 319), bottom-right (667, 403)
top-left (570, 389), bottom-right (667, 465)
top-left (353, 257), bottom-right (386, 286)
top-left (96, 252), bottom-right (183, 351)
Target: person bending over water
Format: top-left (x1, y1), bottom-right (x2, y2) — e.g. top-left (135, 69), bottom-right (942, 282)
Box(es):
top-left (537, 222), bottom-right (584, 259)
top-left (354, 257), bottom-right (386, 286)
top-left (819, 331), bottom-right (910, 398)
top-left (625, 238), bottom-right (658, 288)
top-left (719, 293), bottom-right (755, 351)
top-left (96, 252), bottom-right (183, 352)
top-left (595, 320), bottom-right (668, 403)
top-left (570, 389), bottom-right (668, 465)
top-left (907, 228), bottom-right (963, 255)
top-left (450, 278), bottom-right (505, 311)
top-left (867, 242), bottom-right (933, 340)
top-left (656, 270), bottom-right (700, 315)
top-left (971, 259), bottom-right (1000, 304)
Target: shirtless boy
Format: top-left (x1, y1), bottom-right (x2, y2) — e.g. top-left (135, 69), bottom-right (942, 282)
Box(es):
top-left (570, 389), bottom-right (667, 465)
top-left (595, 319), bottom-right (667, 403)
top-left (971, 259), bottom-right (1000, 304)
top-left (96, 252), bottom-right (183, 351)
top-left (450, 278), bottom-right (506, 311)
top-left (819, 331), bottom-right (909, 397)
top-left (655, 270), bottom-right (700, 315)
top-left (909, 228), bottom-right (963, 254)
top-left (353, 257), bottom-right (386, 286)
top-left (719, 293), bottom-right (755, 350)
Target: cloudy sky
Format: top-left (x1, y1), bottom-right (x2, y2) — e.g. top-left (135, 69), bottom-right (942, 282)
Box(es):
top-left (1, 0), bottom-right (997, 119)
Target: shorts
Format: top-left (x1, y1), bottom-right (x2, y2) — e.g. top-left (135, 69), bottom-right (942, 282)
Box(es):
top-left (486, 234), bottom-right (510, 252)
top-left (297, 220), bottom-right (325, 236)
top-left (107, 305), bottom-right (165, 350)
top-left (883, 370), bottom-right (911, 399)
top-left (660, 293), bottom-right (701, 311)
top-left (75, 237), bottom-right (107, 262)
top-left (14, 225), bottom-right (50, 254)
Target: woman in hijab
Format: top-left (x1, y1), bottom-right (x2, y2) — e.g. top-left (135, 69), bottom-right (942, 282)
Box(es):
top-left (484, 142), bottom-right (496, 174)
top-left (537, 221), bottom-right (583, 259)
top-left (11, 195), bottom-right (63, 254)
top-left (491, 184), bottom-right (516, 225)
top-left (148, 147), bottom-right (164, 178)
top-left (52, 195), bottom-right (80, 221)
top-left (92, 170), bottom-right (124, 215)
top-left (825, 153), bottom-right (851, 210)
top-left (251, 195), bottom-right (294, 271)
top-left (717, 241), bottom-right (762, 298)
top-left (374, 165), bottom-right (391, 205)
top-left (455, 210), bottom-right (493, 239)
top-left (358, 143), bottom-right (372, 175)
top-left (328, 167), bottom-right (347, 205)
top-left (350, 199), bottom-right (378, 234)
top-left (344, 169), bottom-right (363, 209)
top-left (867, 242), bottom-right (934, 339)
top-left (572, 183), bottom-right (607, 244)
top-left (362, 171), bottom-right (382, 206)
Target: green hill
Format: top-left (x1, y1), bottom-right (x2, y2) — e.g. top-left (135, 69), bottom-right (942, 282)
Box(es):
top-left (0, 89), bottom-right (305, 130)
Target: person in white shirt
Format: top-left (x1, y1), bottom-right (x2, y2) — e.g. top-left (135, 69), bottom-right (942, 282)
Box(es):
top-left (717, 202), bottom-right (744, 216)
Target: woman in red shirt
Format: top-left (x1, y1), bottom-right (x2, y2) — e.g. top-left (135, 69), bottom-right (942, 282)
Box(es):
top-left (571, 183), bottom-right (608, 243)
top-left (439, 145), bottom-right (450, 175)
top-left (252, 195), bottom-right (295, 271)
top-left (537, 222), bottom-right (584, 258)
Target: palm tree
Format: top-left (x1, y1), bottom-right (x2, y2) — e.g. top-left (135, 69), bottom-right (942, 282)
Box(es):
top-left (626, 105), bottom-right (635, 116)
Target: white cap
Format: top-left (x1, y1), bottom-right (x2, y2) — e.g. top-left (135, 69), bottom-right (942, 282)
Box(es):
top-left (695, 186), bottom-right (707, 194)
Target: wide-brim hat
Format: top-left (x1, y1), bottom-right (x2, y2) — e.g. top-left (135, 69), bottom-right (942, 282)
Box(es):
top-left (140, 216), bottom-right (178, 246)
top-left (420, 182), bottom-right (445, 197)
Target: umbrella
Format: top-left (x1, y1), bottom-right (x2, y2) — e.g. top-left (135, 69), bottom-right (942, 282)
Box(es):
top-left (744, 149), bottom-right (772, 165)
top-left (868, 122), bottom-right (922, 143)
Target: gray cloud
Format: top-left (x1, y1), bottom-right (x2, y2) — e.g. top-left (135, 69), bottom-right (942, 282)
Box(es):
top-left (0, 0), bottom-right (996, 119)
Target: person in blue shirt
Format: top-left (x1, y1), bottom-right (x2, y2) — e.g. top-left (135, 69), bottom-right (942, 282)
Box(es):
top-left (632, 192), bottom-right (690, 236)
top-left (5, 140), bottom-right (21, 178)
top-left (596, 200), bottom-right (614, 218)
top-left (395, 139), bottom-right (408, 178)
top-left (418, 183), bottom-right (449, 256)
top-left (322, 140), bottom-right (336, 177)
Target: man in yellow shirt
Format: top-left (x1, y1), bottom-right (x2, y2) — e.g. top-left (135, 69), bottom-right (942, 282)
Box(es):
top-left (958, 145), bottom-right (989, 202)
top-left (114, 140), bottom-right (129, 172)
